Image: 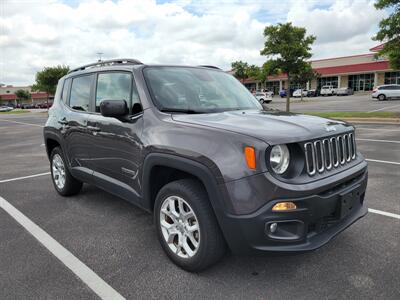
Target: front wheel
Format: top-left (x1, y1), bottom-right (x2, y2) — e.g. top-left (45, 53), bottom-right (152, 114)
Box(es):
top-left (50, 147), bottom-right (82, 196)
top-left (155, 179), bottom-right (226, 272)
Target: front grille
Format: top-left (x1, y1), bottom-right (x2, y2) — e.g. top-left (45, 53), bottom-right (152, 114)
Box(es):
top-left (304, 132), bottom-right (356, 176)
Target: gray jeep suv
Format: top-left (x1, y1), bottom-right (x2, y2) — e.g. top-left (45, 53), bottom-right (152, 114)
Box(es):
top-left (44, 59), bottom-right (368, 271)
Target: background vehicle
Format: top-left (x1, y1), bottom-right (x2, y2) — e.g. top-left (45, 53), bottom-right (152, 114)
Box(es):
top-left (0, 106), bottom-right (14, 112)
top-left (307, 89), bottom-right (317, 97)
top-left (371, 84), bottom-right (400, 101)
top-left (293, 89), bottom-right (308, 98)
top-left (44, 59), bottom-right (368, 272)
top-left (21, 103), bottom-right (35, 109)
top-left (279, 89), bottom-right (287, 98)
top-left (255, 91), bottom-right (272, 103)
top-left (320, 85), bottom-right (336, 96)
top-left (336, 87), bottom-right (354, 96)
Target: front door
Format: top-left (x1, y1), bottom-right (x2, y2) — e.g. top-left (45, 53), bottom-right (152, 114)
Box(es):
top-left (86, 72), bottom-right (144, 199)
top-left (359, 79), bottom-right (365, 91)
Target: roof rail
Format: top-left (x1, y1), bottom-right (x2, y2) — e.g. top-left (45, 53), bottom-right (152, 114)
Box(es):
top-left (198, 65), bottom-right (221, 70)
top-left (68, 58), bottom-right (143, 74)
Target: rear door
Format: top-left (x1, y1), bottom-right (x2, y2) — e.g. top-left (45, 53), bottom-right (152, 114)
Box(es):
top-left (86, 71), bottom-right (144, 199)
top-left (62, 74), bottom-right (95, 173)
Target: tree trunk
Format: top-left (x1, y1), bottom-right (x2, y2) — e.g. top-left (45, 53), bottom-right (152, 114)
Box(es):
top-left (286, 76), bottom-right (290, 112)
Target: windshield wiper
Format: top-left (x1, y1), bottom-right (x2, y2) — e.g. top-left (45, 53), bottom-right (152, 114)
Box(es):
top-left (160, 108), bottom-right (205, 114)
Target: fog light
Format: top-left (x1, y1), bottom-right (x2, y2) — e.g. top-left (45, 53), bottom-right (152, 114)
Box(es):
top-left (272, 202), bottom-right (297, 211)
top-left (269, 222), bottom-right (278, 233)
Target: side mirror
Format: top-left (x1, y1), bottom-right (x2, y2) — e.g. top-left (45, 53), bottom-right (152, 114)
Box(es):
top-left (100, 100), bottom-right (128, 118)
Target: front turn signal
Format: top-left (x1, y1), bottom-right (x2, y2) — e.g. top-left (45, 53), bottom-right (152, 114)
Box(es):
top-left (244, 146), bottom-right (256, 170)
top-left (272, 202), bottom-right (297, 211)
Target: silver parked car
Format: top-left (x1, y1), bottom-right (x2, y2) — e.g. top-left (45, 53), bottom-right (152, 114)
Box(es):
top-left (336, 87), bottom-right (354, 96)
top-left (0, 106), bottom-right (14, 112)
top-left (371, 84), bottom-right (400, 101)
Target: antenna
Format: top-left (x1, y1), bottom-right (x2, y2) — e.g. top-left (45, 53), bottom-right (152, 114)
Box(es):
top-left (96, 52), bottom-right (104, 62)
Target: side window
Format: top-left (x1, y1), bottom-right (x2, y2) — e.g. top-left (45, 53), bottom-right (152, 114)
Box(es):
top-left (96, 72), bottom-right (132, 112)
top-left (61, 78), bottom-right (70, 103)
top-left (70, 75), bottom-right (92, 111)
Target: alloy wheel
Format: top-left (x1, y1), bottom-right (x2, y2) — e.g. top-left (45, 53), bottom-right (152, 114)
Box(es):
top-left (52, 153), bottom-right (66, 189)
top-left (159, 195), bottom-right (200, 258)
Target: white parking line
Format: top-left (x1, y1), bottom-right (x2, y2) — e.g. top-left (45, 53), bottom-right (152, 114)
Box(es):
top-left (0, 119), bottom-right (44, 127)
top-left (368, 103), bottom-right (400, 113)
top-left (0, 196), bottom-right (126, 300)
top-left (369, 208), bottom-right (400, 220)
top-left (0, 172), bottom-right (50, 184)
top-left (366, 159), bottom-right (400, 166)
top-left (356, 128), bottom-right (400, 132)
top-left (357, 138), bottom-right (400, 144)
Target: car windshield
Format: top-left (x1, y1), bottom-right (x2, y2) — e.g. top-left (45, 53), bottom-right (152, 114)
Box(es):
top-left (144, 67), bottom-right (262, 113)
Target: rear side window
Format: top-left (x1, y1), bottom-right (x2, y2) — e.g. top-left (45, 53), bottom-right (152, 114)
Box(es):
top-left (70, 75), bottom-right (92, 111)
top-left (61, 78), bottom-right (70, 103)
top-left (96, 72), bottom-right (131, 112)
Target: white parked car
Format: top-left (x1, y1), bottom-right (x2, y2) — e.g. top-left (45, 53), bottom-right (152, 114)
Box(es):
top-left (320, 85), bottom-right (336, 96)
top-left (371, 84), bottom-right (400, 101)
top-left (0, 106), bottom-right (13, 112)
top-left (254, 92), bottom-right (272, 103)
top-left (293, 89), bottom-right (308, 98)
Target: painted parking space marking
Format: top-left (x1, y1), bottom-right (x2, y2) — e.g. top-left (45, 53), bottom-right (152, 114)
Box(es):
top-left (365, 159), bottom-right (400, 166)
top-left (357, 138), bottom-right (400, 144)
top-left (0, 119), bottom-right (44, 127)
top-left (368, 104), bottom-right (400, 113)
top-left (0, 196), bottom-right (126, 300)
top-left (356, 127), bottom-right (400, 132)
top-left (368, 208), bottom-right (400, 220)
top-left (0, 172), bottom-right (50, 184)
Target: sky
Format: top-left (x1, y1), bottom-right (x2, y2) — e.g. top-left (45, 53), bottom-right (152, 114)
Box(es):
top-left (0, 0), bottom-right (388, 86)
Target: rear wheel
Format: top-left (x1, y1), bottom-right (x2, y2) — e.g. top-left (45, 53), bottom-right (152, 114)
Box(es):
top-left (50, 147), bottom-right (82, 196)
top-left (378, 94), bottom-right (386, 101)
top-left (155, 179), bottom-right (226, 272)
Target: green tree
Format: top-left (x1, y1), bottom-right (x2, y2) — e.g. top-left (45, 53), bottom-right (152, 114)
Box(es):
top-left (260, 22), bottom-right (316, 112)
top-left (32, 65), bottom-right (69, 107)
top-left (246, 64), bottom-right (261, 80)
top-left (373, 0), bottom-right (400, 69)
top-left (231, 61), bottom-right (249, 83)
top-left (15, 89), bottom-right (31, 104)
top-left (291, 63), bottom-right (319, 101)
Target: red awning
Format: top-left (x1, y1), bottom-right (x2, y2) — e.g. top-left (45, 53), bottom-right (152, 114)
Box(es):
top-left (314, 61), bottom-right (390, 75)
top-left (0, 93), bottom-right (17, 100)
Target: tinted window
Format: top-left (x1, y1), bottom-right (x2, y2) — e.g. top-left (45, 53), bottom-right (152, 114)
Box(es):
top-left (96, 72), bottom-right (131, 112)
top-left (61, 78), bottom-right (70, 103)
top-left (70, 75), bottom-right (92, 111)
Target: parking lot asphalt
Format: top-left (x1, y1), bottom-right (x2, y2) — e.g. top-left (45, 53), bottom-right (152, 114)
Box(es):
top-left (0, 111), bottom-right (399, 300)
top-left (266, 94), bottom-right (400, 112)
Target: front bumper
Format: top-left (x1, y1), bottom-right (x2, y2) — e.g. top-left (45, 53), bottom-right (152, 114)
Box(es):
top-left (218, 162), bottom-right (368, 255)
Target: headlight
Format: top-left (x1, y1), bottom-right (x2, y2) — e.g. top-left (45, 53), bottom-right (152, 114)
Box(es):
top-left (270, 144), bottom-right (290, 174)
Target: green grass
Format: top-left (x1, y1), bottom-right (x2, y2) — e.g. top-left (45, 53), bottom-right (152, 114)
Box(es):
top-left (304, 112), bottom-right (400, 119)
top-left (0, 110), bottom-right (29, 115)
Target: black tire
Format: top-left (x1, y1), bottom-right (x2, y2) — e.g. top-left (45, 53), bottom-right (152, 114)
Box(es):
top-left (260, 98), bottom-right (264, 104)
top-left (154, 179), bottom-right (226, 272)
top-left (378, 94), bottom-right (386, 101)
top-left (265, 100), bottom-right (272, 103)
top-left (50, 147), bottom-right (82, 196)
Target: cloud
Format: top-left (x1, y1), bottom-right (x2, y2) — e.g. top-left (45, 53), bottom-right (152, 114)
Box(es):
top-left (0, 0), bottom-right (387, 85)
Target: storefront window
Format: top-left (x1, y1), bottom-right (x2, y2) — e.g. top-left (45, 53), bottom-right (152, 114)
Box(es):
top-left (265, 81), bottom-right (280, 94)
top-left (348, 73), bottom-right (374, 91)
top-left (317, 77), bottom-right (338, 89)
top-left (384, 72), bottom-right (400, 85)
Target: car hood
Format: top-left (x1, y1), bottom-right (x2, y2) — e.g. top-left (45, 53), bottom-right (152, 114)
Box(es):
top-left (172, 110), bottom-right (353, 144)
